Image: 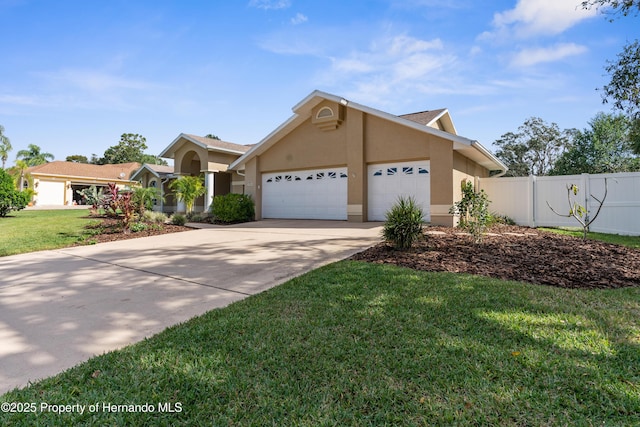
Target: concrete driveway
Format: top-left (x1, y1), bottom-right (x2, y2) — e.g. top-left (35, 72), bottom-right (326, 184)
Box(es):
top-left (0, 219), bottom-right (382, 394)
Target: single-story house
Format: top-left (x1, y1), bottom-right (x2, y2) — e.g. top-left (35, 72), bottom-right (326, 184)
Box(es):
top-left (26, 161), bottom-right (140, 206)
top-left (227, 90), bottom-right (507, 226)
top-left (151, 90), bottom-right (507, 224)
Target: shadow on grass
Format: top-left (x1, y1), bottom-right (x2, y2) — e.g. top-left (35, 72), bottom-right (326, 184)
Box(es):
top-left (1, 261), bottom-right (638, 425)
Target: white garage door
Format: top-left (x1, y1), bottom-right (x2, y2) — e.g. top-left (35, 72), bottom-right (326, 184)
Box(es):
top-left (262, 167), bottom-right (348, 220)
top-left (36, 180), bottom-right (66, 205)
top-left (368, 161), bottom-right (430, 221)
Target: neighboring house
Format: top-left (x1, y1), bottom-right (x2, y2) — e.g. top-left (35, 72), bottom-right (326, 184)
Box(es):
top-left (130, 163), bottom-right (176, 212)
top-left (227, 90), bottom-right (507, 225)
top-left (27, 161), bottom-right (140, 206)
top-left (152, 134), bottom-right (252, 212)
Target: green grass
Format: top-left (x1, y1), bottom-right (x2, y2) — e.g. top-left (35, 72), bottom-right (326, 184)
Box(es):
top-left (0, 209), bottom-right (95, 256)
top-left (2, 261), bottom-right (638, 426)
top-left (540, 227), bottom-right (640, 249)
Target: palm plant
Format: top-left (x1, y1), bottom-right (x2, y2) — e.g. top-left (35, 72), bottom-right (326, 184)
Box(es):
top-left (169, 175), bottom-right (206, 214)
top-left (16, 143), bottom-right (54, 166)
top-left (0, 125), bottom-right (11, 169)
top-left (8, 159), bottom-right (32, 192)
top-left (132, 186), bottom-right (164, 215)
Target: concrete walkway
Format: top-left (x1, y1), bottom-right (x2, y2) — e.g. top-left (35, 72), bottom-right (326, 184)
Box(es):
top-left (0, 219), bottom-right (382, 394)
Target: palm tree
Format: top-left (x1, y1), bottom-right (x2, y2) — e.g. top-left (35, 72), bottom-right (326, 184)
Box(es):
top-left (16, 143), bottom-right (54, 166)
top-left (8, 159), bottom-right (31, 191)
top-left (169, 175), bottom-right (206, 214)
top-left (0, 125), bottom-right (11, 169)
top-left (132, 186), bottom-right (164, 215)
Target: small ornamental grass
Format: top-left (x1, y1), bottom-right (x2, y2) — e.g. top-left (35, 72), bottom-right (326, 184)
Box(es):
top-left (382, 196), bottom-right (425, 250)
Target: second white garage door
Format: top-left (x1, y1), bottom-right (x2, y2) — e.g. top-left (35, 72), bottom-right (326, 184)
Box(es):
top-left (262, 167), bottom-right (348, 220)
top-left (368, 161), bottom-right (430, 221)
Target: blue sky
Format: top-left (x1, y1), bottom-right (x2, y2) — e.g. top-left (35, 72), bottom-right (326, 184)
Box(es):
top-left (0, 0), bottom-right (637, 164)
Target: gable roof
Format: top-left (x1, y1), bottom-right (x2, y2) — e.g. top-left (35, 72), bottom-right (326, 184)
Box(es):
top-left (159, 133), bottom-right (252, 159)
top-left (228, 90), bottom-right (507, 174)
top-left (28, 161), bottom-right (140, 181)
top-left (399, 109), bottom-right (458, 134)
top-left (130, 163), bottom-right (175, 182)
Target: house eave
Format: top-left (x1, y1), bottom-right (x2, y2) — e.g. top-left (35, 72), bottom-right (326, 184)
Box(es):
top-left (228, 90), bottom-right (506, 174)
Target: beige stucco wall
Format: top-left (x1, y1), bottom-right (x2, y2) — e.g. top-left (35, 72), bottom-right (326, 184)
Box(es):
top-left (241, 102), bottom-right (490, 225)
top-left (258, 120), bottom-right (347, 173)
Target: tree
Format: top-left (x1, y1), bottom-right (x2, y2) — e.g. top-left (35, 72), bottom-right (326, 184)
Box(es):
top-left (15, 144), bottom-right (54, 166)
top-left (97, 133), bottom-right (148, 164)
top-left (0, 168), bottom-right (28, 217)
top-left (601, 40), bottom-right (640, 118)
top-left (551, 112), bottom-right (640, 174)
top-left (169, 175), bottom-right (206, 214)
top-left (96, 133), bottom-right (168, 165)
top-left (0, 125), bottom-right (11, 169)
top-left (66, 155), bottom-right (89, 163)
top-left (581, 0), bottom-right (640, 19)
top-left (205, 134), bottom-right (221, 140)
top-left (7, 159), bottom-right (32, 192)
top-left (140, 154), bottom-right (168, 166)
top-left (494, 117), bottom-right (573, 176)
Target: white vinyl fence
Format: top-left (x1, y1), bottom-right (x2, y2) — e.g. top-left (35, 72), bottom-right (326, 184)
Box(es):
top-left (478, 172), bottom-right (640, 236)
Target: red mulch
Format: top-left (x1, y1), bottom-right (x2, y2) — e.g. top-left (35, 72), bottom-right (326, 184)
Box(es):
top-left (350, 225), bottom-right (640, 289)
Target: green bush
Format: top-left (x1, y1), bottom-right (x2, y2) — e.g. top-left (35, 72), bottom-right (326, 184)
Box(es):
top-left (171, 213), bottom-right (186, 226)
top-left (129, 222), bottom-right (148, 233)
top-left (211, 193), bottom-right (255, 224)
top-left (382, 196), bottom-right (425, 250)
top-left (142, 210), bottom-right (168, 223)
top-left (0, 169), bottom-right (29, 217)
top-left (449, 180), bottom-right (491, 243)
top-left (489, 212), bottom-right (516, 226)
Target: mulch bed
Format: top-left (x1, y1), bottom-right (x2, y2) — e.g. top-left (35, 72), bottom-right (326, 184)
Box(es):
top-left (350, 225), bottom-right (640, 290)
top-left (78, 217), bottom-right (193, 245)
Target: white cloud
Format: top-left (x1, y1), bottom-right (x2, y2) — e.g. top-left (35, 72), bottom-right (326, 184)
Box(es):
top-left (482, 0), bottom-right (598, 39)
top-left (291, 12), bottom-right (308, 25)
top-left (510, 43), bottom-right (588, 67)
top-left (317, 34), bottom-right (460, 107)
top-left (248, 0), bottom-right (291, 10)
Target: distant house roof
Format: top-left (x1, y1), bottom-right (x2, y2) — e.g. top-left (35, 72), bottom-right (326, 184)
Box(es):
top-left (399, 109), bottom-right (447, 126)
top-left (159, 133), bottom-right (253, 159)
top-left (28, 161), bottom-right (141, 181)
top-left (130, 163), bottom-right (175, 182)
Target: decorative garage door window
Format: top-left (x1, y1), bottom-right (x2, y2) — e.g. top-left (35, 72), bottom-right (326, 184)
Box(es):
top-left (368, 160), bottom-right (430, 222)
top-left (262, 167), bottom-right (348, 220)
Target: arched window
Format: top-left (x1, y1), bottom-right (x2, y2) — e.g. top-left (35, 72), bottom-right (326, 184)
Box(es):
top-left (316, 107), bottom-right (334, 119)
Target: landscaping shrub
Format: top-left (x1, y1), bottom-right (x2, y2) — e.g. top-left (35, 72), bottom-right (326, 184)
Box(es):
top-left (142, 210), bottom-right (168, 224)
top-left (382, 196), bottom-right (425, 250)
top-left (186, 211), bottom-right (209, 223)
top-left (449, 180), bottom-right (491, 243)
top-left (171, 213), bottom-right (186, 226)
top-left (489, 212), bottom-right (516, 226)
top-left (211, 193), bottom-right (255, 224)
top-left (0, 168), bottom-right (29, 217)
top-left (129, 222), bottom-right (148, 233)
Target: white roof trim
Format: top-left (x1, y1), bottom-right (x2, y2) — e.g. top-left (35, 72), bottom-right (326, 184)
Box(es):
top-left (229, 90), bottom-right (507, 173)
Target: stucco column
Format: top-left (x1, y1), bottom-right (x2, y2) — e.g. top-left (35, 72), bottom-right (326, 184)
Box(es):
top-left (346, 109), bottom-right (365, 222)
top-left (204, 172), bottom-right (215, 212)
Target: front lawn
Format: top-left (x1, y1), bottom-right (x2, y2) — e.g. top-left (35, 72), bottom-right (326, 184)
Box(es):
top-left (2, 261), bottom-right (638, 426)
top-left (540, 227), bottom-right (640, 249)
top-left (0, 209), bottom-right (94, 256)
